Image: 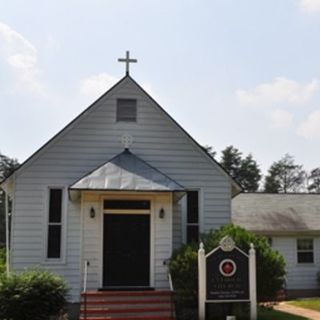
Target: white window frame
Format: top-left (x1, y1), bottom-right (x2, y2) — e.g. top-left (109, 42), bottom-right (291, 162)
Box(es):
top-left (43, 186), bottom-right (67, 264)
top-left (297, 238), bottom-right (314, 265)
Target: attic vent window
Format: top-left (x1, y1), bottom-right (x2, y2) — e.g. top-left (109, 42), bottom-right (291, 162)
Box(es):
top-left (117, 99), bottom-right (137, 122)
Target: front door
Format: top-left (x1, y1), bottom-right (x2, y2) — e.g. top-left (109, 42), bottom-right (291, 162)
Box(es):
top-left (103, 213), bottom-right (150, 287)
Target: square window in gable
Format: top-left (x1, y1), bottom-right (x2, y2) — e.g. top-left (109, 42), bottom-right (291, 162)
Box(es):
top-left (116, 99), bottom-right (137, 122)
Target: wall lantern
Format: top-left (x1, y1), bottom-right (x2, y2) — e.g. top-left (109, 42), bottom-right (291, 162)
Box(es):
top-left (159, 207), bottom-right (165, 219)
top-left (90, 207), bottom-right (96, 219)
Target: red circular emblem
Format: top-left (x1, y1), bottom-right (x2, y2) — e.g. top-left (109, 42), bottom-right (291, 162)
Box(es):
top-left (219, 259), bottom-right (236, 277)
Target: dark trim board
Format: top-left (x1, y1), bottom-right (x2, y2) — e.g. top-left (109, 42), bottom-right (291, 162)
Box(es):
top-left (98, 287), bottom-right (155, 291)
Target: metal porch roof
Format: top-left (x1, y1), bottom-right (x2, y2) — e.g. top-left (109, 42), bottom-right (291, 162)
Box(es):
top-left (69, 149), bottom-right (185, 192)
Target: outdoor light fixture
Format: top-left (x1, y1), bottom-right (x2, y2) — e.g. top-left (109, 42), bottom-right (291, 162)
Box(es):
top-left (159, 207), bottom-right (165, 219)
top-left (90, 207), bottom-right (95, 219)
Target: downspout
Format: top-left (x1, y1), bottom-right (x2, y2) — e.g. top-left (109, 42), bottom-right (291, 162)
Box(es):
top-left (5, 191), bottom-right (10, 275)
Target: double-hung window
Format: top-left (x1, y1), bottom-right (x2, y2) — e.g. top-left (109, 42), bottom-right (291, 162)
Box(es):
top-left (47, 188), bottom-right (63, 259)
top-left (186, 191), bottom-right (199, 243)
top-left (297, 238), bottom-right (314, 264)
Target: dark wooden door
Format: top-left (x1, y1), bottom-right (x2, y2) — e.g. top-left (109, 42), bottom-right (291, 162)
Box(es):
top-left (103, 214), bottom-right (150, 287)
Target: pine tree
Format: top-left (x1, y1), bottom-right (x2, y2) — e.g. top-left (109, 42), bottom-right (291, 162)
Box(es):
top-left (220, 146), bottom-right (261, 192)
top-left (308, 168), bottom-right (320, 193)
top-left (264, 154), bottom-right (305, 193)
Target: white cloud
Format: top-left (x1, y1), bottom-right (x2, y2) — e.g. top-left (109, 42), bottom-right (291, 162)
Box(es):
top-left (80, 73), bottom-right (118, 98)
top-left (299, 0), bottom-right (320, 13)
top-left (0, 21), bottom-right (44, 94)
top-left (236, 77), bottom-right (319, 105)
top-left (297, 110), bottom-right (320, 140)
top-left (271, 109), bottom-right (294, 129)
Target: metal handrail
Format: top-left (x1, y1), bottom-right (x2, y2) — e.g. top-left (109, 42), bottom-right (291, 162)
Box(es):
top-left (168, 270), bottom-right (174, 292)
top-left (163, 258), bottom-right (174, 291)
top-left (83, 260), bottom-right (90, 320)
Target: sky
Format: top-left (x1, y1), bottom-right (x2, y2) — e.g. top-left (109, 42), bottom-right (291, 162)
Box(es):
top-left (1, 0), bottom-right (320, 175)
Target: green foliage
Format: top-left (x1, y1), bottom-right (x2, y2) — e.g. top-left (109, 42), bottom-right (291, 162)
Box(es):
top-left (308, 168), bottom-right (320, 193)
top-left (264, 154), bottom-right (305, 193)
top-left (169, 224), bottom-right (286, 310)
top-left (0, 248), bottom-right (5, 275)
top-left (170, 242), bottom-right (198, 306)
top-left (0, 152), bottom-right (19, 246)
top-left (0, 268), bottom-right (68, 320)
top-left (203, 224), bottom-right (286, 301)
top-left (220, 146), bottom-right (261, 192)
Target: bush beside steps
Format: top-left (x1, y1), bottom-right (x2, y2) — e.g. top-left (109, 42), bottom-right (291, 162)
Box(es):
top-left (0, 268), bottom-right (68, 320)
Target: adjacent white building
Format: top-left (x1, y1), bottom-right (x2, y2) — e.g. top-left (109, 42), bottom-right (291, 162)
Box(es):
top-left (233, 193), bottom-right (320, 298)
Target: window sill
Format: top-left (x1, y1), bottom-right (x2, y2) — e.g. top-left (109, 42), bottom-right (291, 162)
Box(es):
top-left (296, 263), bottom-right (316, 267)
top-left (42, 258), bottom-right (66, 265)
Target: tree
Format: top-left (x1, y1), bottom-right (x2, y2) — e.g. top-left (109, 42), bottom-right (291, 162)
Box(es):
top-left (0, 153), bottom-right (19, 246)
top-left (220, 146), bottom-right (261, 192)
top-left (308, 168), bottom-right (320, 193)
top-left (264, 154), bottom-right (305, 193)
top-left (202, 145), bottom-right (216, 158)
top-left (238, 154), bottom-right (261, 192)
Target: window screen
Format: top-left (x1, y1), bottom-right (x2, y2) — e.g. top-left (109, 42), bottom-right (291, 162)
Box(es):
top-left (116, 99), bottom-right (137, 122)
top-left (47, 189), bottom-right (63, 259)
top-left (186, 191), bottom-right (199, 243)
top-left (297, 239), bottom-right (314, 263)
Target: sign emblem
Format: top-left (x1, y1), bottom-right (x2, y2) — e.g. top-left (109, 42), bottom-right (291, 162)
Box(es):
top-left (219, 259), bottom-right (236, 277)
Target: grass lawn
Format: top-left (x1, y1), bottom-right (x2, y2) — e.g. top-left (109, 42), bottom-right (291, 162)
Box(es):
top-left (288, 297), bottom-right (320, 312)
top-left (258, 307), bottom-right (308, 320)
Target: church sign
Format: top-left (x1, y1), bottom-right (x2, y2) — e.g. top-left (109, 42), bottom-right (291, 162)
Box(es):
top-left (198, 236), bottom-right (257, 320)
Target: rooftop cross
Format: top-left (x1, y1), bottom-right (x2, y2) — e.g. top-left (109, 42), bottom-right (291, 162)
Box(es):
top-left (118, 50), bottom-right (137, 75)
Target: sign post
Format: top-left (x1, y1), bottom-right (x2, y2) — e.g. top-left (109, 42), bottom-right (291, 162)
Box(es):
top-left (198, 236), bottom-right (257, 320)
top-left (198, 243), bottom-right (206, 320)
top-left (249, 244), bottom-right (257, 320)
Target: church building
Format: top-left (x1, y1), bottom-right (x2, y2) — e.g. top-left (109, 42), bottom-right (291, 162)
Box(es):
top-left (1, 52), bottom-right (240, 318)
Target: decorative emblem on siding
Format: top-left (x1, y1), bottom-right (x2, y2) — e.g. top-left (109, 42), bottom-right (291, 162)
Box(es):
top-left (220, 236), bottom-right (235, 252)
top-left (121, 134), bottom-right (133, 149)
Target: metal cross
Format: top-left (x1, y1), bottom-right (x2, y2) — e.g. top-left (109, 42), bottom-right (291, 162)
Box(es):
top-left (118, 51), bottom-right (137, 75)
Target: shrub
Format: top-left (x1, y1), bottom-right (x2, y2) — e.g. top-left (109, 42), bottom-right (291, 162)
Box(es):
top-left (169, 224), bottom-right (286, 308)
top-left (0, 268), bottom-right (68, 320)
top-left (0, 248), bottom-right (5, 275)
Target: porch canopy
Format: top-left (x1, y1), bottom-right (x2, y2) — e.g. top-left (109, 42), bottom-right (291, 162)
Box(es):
top-left (69, 148), bottom-right (185, 193)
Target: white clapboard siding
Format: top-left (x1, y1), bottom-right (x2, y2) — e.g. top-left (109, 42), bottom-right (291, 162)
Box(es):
top-left (272, 237), bottom-right (320, 290)
top-left (11, 76), bottom-right (233, 302)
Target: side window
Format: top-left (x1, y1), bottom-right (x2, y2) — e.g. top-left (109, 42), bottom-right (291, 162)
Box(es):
top-left (297, 239), bottom-right (314, 264)
top-left (116, 99), bottom-right (137, 122)
top-left (186, 191), bottom-right (199, 243)
top-left (47, 189), bottom-right (63, 259)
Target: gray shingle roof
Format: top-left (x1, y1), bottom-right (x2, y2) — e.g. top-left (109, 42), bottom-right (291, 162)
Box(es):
top-left (232, 193), bottom-right (320, 233)
top-left (69, 148), bottom-right (185, 192)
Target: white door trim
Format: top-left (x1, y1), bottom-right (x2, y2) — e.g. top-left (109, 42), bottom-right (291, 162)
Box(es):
top-left (99, 194), bottom-right (155, 288)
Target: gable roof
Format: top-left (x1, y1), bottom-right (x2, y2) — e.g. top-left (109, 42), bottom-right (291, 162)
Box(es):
top-left (70, 148), bottom-right (185, 192)
top-left (1, 75), bottom-right (241, 194)
top-left (232, 193), bottom-right (320, 234)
